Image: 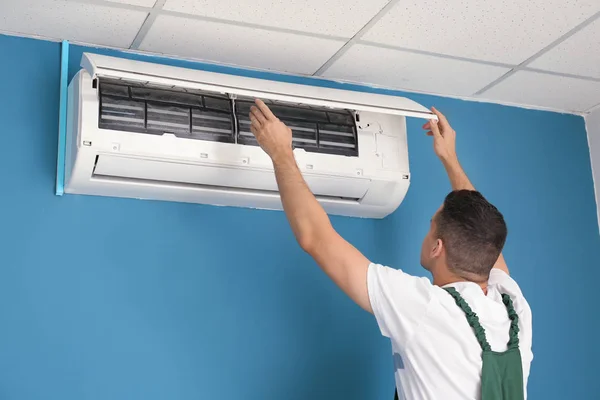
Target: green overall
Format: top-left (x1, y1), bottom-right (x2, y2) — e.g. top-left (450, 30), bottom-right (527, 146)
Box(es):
top-left (393, 287), bottom-right (524, 400)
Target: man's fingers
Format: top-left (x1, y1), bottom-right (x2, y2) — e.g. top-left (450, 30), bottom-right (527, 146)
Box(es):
top-left (422, 121), bottom-right (431, 130)
top-left (255, 99), bottom-right (277, 120)
top-left (249, 114), bottom-right (262, 128)
top-left (250, 106), bottom-right (266, 124)
top-left (431, 107), bottom-right (450, 129)
top-left (429, 119), bottom-right (442, 138)
top-left (250, 123), bottom-right (259, 138)
top-left (425, 131), bottom-right (433, 136)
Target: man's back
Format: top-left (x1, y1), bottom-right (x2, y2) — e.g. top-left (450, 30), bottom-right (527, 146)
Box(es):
top-left (368, 265), bottom-right (533, 400)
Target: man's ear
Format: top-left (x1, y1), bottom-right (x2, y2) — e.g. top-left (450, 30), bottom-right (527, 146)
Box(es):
top-left (431, 238), bottom-right (444, 258)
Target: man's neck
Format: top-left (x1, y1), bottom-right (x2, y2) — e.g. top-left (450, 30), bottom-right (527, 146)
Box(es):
top-left (433, 273), bottom-right (488, 294)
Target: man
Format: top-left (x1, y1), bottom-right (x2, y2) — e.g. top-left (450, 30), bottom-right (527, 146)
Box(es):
top-left (248, 100), bottom-right (533, 400)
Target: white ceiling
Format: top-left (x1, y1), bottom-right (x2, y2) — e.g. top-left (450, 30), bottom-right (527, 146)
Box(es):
top-left (1, 0), bottom-right (600, 114)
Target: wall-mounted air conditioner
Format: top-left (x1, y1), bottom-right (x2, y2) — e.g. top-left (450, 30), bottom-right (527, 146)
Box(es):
top-left (64, 53), bottom-right (435, 218)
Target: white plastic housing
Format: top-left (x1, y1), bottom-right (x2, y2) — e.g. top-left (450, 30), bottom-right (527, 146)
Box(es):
top-left (65, 53), bottom-right (435, 218)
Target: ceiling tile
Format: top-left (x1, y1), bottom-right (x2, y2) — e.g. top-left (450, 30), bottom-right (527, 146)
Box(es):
top-left (103, 0), bottom-right (157, 6)
top-left (321, 44), bottom-right (510, 96)
top-left (528, 17), bottom-right (600, 78)
top-left (361, 0), bottom-right (600, 64)
top-left (0, 0), bottom-right (148, 47)
top-left (481, 71), bottom-right (600, 112)
top-left (139, 14), bottom-right (345, 74)
top-left (162, 0), bottom-right (389, 37)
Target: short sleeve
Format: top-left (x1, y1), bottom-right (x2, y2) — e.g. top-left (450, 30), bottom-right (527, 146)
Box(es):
top-left (367, 263), bottom-right (434, 343)
top-left (488, 269), bottom-right (526, 300)
top-left (488, 268), bottom-right (534, 375)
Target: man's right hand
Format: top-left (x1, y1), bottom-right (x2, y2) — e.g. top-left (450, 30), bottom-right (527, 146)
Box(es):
top-left (423, 107), bottom-right (457, 163)
top-left (423, 106), bottom-right (474, 191)
top-left (249, 99), bottom-right (293, 163)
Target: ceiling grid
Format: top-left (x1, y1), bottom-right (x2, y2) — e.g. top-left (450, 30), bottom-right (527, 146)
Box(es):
top-left (1, 0), bottom-right (599, 114)
top-left (129, 0), bottom-right (167, 49)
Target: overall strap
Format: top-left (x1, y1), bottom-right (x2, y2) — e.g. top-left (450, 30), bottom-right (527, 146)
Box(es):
top-left (501, 294), bottom-right (520, 349)
top-left (444, 287), bottom-right (491, 352)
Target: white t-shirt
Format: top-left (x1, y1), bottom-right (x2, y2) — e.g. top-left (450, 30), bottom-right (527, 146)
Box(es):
top-left (367, 263), bottom-right (533, 400)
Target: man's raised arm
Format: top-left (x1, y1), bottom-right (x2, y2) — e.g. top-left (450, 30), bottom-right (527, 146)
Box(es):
top-left (249, 99), bottom-right (373, 312)
top-left (424, 108), bottom-right (509, 275)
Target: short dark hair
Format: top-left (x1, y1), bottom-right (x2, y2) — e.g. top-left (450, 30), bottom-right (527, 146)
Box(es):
top-left (435, 190), bottom-right (507, 281)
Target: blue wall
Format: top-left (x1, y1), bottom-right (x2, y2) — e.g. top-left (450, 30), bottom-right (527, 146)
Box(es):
top-left (0, 33), bottom-right (598, 399)
top-left (1, 35), bottom-right (388, 400)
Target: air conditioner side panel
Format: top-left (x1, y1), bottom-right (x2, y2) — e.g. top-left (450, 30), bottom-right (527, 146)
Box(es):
top-left (357, 111), bottom-right (410, 214)
top-left (65, 71), bottom-right (100, 194)
top-left (64, 72), bottom-right (79, 188)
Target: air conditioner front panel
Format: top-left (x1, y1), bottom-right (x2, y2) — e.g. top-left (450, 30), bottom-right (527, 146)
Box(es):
top-left (93, 154), bottom-right (371, 200)
top-left (65, 54), bottom-right (424, 218)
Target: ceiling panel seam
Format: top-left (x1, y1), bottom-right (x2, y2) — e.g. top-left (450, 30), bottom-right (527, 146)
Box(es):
top-left (473, 68), bottom-right (517, 96)
top-left (311, 0), bottom-right (402, 76)
top-left (356, 40), bottom-right (516, 68)
top-left (474, 10), bottom-right (600, 96)
top-left (511, 10), bottom-right (600, 70)
top-left (158, 9), bottom-right (350, 41)
top-left (129, 0), bottom-right (167, 49)
top-left (588, 102), bottom-right (600, 114)
top-left (522, 67), bottom-right (600, 83)
top-left (70, 0), bottom-right (150, 12)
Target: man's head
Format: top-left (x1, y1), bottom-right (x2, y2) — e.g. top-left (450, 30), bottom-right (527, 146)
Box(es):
top-left (420, 190), bottom-right (507, 282)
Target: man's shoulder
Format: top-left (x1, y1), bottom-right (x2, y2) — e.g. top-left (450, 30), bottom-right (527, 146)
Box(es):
top-left (367, 263), bottom-right (439, 339)
top-left (368, 263), bottom-right (438, 298)
top-left (488, 269), bottom-right (526, 298)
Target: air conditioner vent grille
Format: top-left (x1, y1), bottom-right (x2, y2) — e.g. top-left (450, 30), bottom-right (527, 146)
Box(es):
top-left (98, 78), bottom-right (236, 143)
top-left (235, 98), bottom-right (358, 157)
top-left (97, 79), bottom-right (358, 156)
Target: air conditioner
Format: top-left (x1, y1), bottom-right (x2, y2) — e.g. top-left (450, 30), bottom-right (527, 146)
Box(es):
top-left (65, 53), bottom-right (435, 218)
